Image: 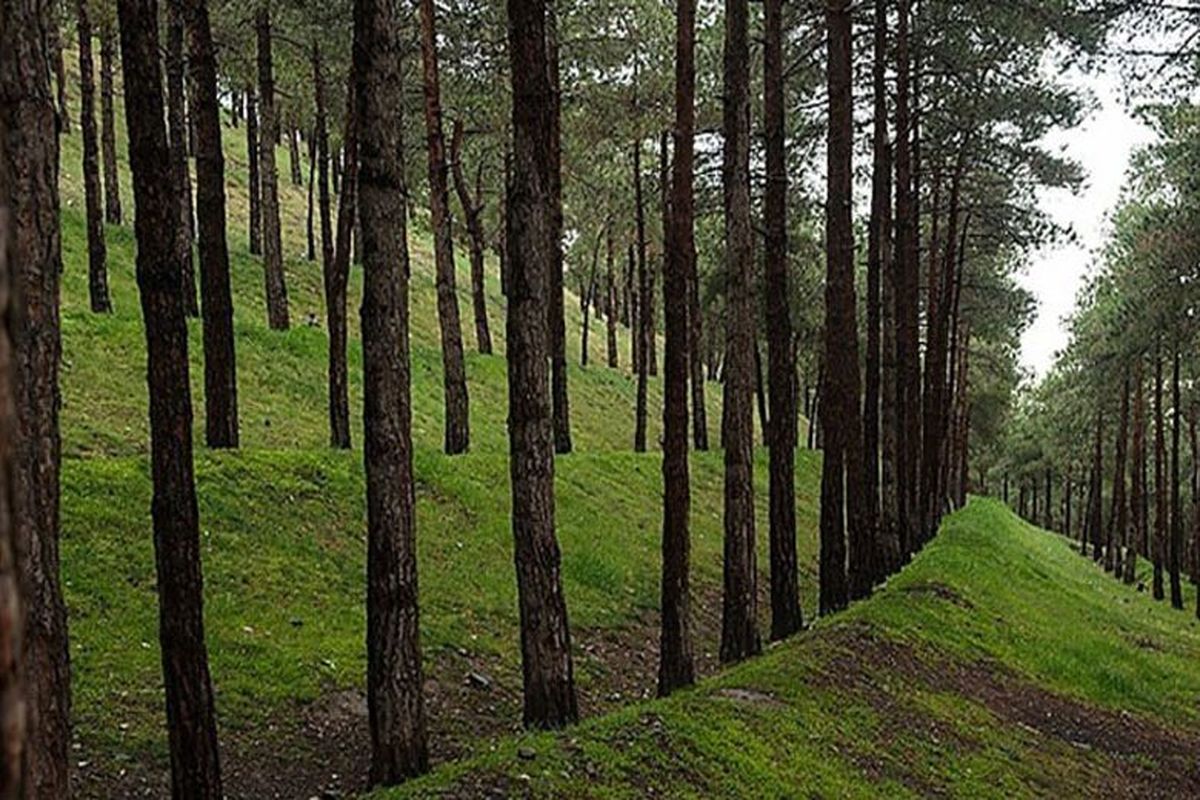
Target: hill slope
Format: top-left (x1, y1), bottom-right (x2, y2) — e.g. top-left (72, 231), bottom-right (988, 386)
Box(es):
top-left (374, 498), bottom-right (1200, 799)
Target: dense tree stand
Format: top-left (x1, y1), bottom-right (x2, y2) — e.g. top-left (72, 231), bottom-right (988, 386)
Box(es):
top-left (117, 1), bottom-right (223, 794)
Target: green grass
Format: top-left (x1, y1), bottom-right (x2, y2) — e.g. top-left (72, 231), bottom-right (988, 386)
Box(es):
top-left (373, 498), bottom-right (1200, 799)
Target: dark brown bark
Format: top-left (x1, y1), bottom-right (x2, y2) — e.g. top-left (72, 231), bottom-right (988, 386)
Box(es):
top-left (450, 119), bottom-right (493, 356)
top-left (353, 0), bottom-right (430, 782)
top-left (506, 0), bottom-right (578, 730)
top-left (1109, 371), bottom-right (1130, 576)
top-left (313, 44), bottom-right (335, 280)
top-left (327, 74), bottom-right (356, 453)
top-left (256, 11), bottom-right (289, 330)
top-left (687, 210), bottom-right (708, 451)
top-left (658, 0), bottom-right (696, 697)
top-left (633, 140), bottom-right (649, 453)
top-left (182, 0), bottom-right (239, 450)
top-left (865, 0), bottom-right (888, 579)
top-left (51, 21), bottom-right (69, 134)
top-left (287, 125), bottom-right (302, 186)
top-left (1090, 407), bottom-right (1104, 561)
top-left (546, 2), bottom-right (571, 454)
top-left (305, 127), bottom-right (316, 261)
top-left (626, 241), bottom-right (637, 368)
top-left (116, 2), bottom-right (223, 793)
top-left (1125, 357), bottom-right (1145, 584)
top-left (166, 0), bottom-right (198, 318)
top-left (894, 0), bottom-right (920, 562)
top-left (763, 0), bottom-right (800, 641)
top-left (605, 227), bottom-right (618, 369)
top-left (823, 0), bottom-right (868, 609)
top-left (719, 0), bottom-right (760, 662)
top-left (880, 139), bottom-right (899, 571)
top-left (246, 86), bottom-right (262, 256)
top-left (99, 23), bottom-right (122, 225)
top-left (2, 3), bottom-right (70, 794)
top-left (1154, 344), bottom-right (1166, 599)
top-left (0, 104), bottom-right (28, 796)
top-left (418, 0), bottom-right (471, 455)
top-left (1170, 345), bottom-right (1183, 609)
top-left (77, 0), bottom-right (112, 314)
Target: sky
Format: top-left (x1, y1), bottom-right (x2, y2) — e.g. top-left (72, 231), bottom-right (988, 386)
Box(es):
top-left (1018, 67), bottom-right (1155, 378)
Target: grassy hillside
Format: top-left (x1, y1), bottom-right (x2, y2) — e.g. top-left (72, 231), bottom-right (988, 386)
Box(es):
top-left (54, 47), bottom-right (816, 798)
top-left (375, 498), bottom-right (1200, 799)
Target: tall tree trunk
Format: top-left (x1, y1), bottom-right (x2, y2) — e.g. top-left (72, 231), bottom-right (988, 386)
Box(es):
top-left (879, 138), bottom-right (900, 571)
top-left (166, 0), bottom-right (198, 317)
top-left (864, 0), bottom-right (888, 580)
top-left (763, 0), bottom-right (800, 640)
top-left (287, 125), bottom-right (302, 186)
top-left (2, 4), bottom-right (71, 794)
top-left (546, 2), bottom-right (571, 454)
top-left (353, 0), bottom-right (430, 781)
top-left (256, 10), bottom-right (289, 330)
top-left (894, 0), bottom-right (920, 562)
top-left (51, 20), bottom-right (70, 134)
top-left (305, 126), bottom-right (316, 261)
top-left (450, 119), bottom-right (494, 355)
top-left (1154, 343), bottom-right (1166, 600)
top-left (99, 22), bottom-right (122, 225)
top-left (246, 85), bottom-right (262, 256)
top-left (183, 0), bottom-right (240, 449)
top-left (687, 224), bottom-right (708, 450)
top-left (0, 110), bottom-right (28, 798)
top-left (605, 227), bottom-right (618, 368)
top-left (327, 75), bottom-right (356, 452)
top-left (754, 342), bottom-right (768, 445)
top-left (824, 0), bottom-right (869, 607)
top-left (116, 3), bottom-right (223, 793)
top-left (76, 0), bottom-right (112, 314)
top-left (1109, 371), bottom-right (1130, 576)
top-left (505, 0), bottom-right (578, 729)
top-left (1091, 407), bottom-right (1104, 562)
top-left (1125, 357), bottom-right (1145, 584)
top-left (719, 0), bottom-right (760, 662)
top-left (1170, 345), bottom-right (1184, 609)
top-left (658, 0), bottom-right (696, 697)
top-left (313, 43), bottom-right (335, 279)
top-left (633, 141), bottom-right (650, 453)
top-left (418, 0), bottom-right (471, 455)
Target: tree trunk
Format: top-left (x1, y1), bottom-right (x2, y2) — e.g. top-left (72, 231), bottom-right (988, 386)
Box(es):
top-left (449, 119), bottom-right (493, 355)
top-left (719, 0), bottom-right (760, 662)
top-left (287, 125), bottom-right (302, 186)
top-left (1091, 407), bottom-right (1104, 562)
top-left (246, 85), bottom-right (262, 255)
top-left (658, 0), bottom-right (696, 697)
top-left (305, 126), bottom-right (316, 261)
top-left (633, 140), bottom-right (650, 453)
top-left (687, 210), bottom-right (708, 450)
top-left (1125, 357), bottom-right (1145, 584)
top-left (763, 0), bottom-right (800, 641)
top-left (894, 0), bottom-right (920, 562)
top-left (51, 20), bottom-right (70, 133)
top-left (1170, 345), bottom-right (1184, 609)
top-left (99, 22), bottom-right (122, 225)
top-left (824, 0), bottom-right (869, 608)
top-left (0, 112), bottom-right (28, 797)
top-left (116, 3), bottom-right (223, 793)
top-left (326, 73), bottom-right (356, 453)
top-left (353, 0), bottom-right (430, 782)
top-left (166, 0), bottom-right (198, 317)
top-left (1108, 371), bottom-right (1130, 576)
top-left (506, 0), bottom-right (578, 728)
top-left (546, 2), bottom-right (571, 454)
top-left (605, 227), bottom-right (618, 369)
top-left (256, 10), bottom-right (289, 330)
top-left (879, 138), bottom-right (900, 572)
top-left (418, 0), bottom-right (470, 455)
top-left (182, 0), bottom-right (240, 449)
top-left (77, 0), bottom-right (112, 314)
top-left (313, 44), bottom-right (335, 280)
top-left (1154, 343), bottom-right (1166, 599)
top-left (2, 4), bottom-right (71, 794)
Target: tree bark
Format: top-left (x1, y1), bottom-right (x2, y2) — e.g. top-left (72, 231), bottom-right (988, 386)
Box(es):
top-left (506, 0), bottom-right (578, 729)
top-left (658, 0), bottom-right (696, 697)
top-left (2, 4), bottom-right (71, 794)
top-left (633, 140), bottom-right (650, 453)
top-left (256, 10), bottom-right (289, 330)
top-left (182, 0), bottom-right (239, 449)
top-left (326, 74), bottom-right (356, 453)
top-left (116, 3), bottom-right (223, 793)
top-left (246, 85), bottom-right (262, 256)
top-left (605, 227), bottom-right (618, 369)
top-left (879, 140), bottom-right (900, 572)
top-left (1154, 343), bottom-right (1166, 599)
top-left (313, 44), bottom-right (335, 281)
top-left (1109, 371), bottom-right (1129, 576)
top-left (287, 125), bottom-right (302, 186)
top-left (353, 0), bottom-right (430, 782)
top-left (99, 22), bottom-right (122, 225)
top-left (418, 0), bottom-right (471, 455)
top-left (546, 1), bottom-right (571, 454)
top-left (0, 102), bottom-right (28, 796)
top-left (719, 0), bottom-right (760, 662)
top-left (77, 0), bottom-right (112, 314)
top-left (166, 0), bottom-right (198, 317)
top-left (305, 127), bottom-right (316, 262)
top-left (1125, 357), bottom-right (1145, 584)
top-left (450, 119), bottom-right (493, 356)
top-left (1170, 345), bottom-right (1184, 609)
top-left (687, 214), bottom-right (708, 451)
top-left (1090, 406), bottom-right (1104, 562)
top-left (51, 21), bottom-right (69, 134)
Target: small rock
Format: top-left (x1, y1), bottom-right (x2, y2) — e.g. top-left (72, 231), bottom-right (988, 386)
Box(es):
top-left (517, 746), bottom-right (537, 761)
top-left (466, 671), bottom-right (492, 690)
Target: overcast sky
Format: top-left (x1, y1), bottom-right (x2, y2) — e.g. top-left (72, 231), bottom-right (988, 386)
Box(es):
top-left (1019, 66), bottom-right (1155, 378)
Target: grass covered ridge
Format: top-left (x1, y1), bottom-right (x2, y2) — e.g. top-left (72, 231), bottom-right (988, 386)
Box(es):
top-left (373, 498), bottom-right (1200, 799)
